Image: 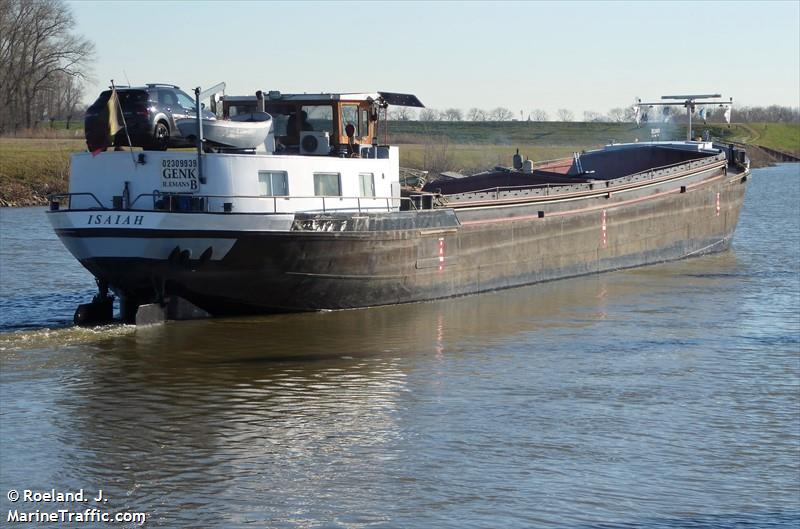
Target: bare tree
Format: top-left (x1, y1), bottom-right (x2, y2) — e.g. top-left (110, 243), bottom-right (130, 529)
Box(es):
top-left (716, 105), bottom-right (800, 123)
top-left (607, 107), bottom-right (628, 122)
top-left (529, 109), bottom-right (548, 121)
top-left (442, 108), bottom-right (463, 121)
top-left (583, 110), bottom-right (604, 122)
top-left (489, 107), bottom-right (513, 121)
top-left (389, 107), bottom-right (415, 121)
top-left (0, 0), bottom-right (94, 132)
top-left (418, 108), bottom-right (440, 121)
top-left (556, 108), bottom-right (574, 122)
top-left (467, 107), bottom-right (487, 121)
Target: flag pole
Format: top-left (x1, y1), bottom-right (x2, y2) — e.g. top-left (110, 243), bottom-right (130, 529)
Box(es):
top-left (110, 79), bottom-right (137, 169)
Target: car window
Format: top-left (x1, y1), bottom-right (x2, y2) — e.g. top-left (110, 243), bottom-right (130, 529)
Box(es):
top-left (117, 91), bottom-right (148, 106)
top-left (176, 91), bottom-right (196, 110)
top-left (159, 90), bottom-right (178, 107)
top-left (90, 91), bottom-right (112, 110)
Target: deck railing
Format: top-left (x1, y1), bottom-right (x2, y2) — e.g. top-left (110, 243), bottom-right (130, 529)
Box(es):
top-left (47, 191), bottom-right (434, 214)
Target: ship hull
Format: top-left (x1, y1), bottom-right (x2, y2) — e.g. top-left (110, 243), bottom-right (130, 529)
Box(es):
top-left (50, 162), bottom-right (748, 318)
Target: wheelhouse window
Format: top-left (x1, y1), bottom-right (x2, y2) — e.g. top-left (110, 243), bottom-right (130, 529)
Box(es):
top-left (229, 103), bottom-right (258, 117)
top-left (314, 172), bottom-right (341, 196)
top-left (359, 172), bottom-right (375, 197)
top-left (258, 171), bottom-right (289, 196)
top-left (264, 104), bottom-right (293, 136)
top-left (342, 104), bottom-right (359, 136)
top-left (302, 105), bottom-right (333, 135)
top-left (359, 109), bottom-right (369, 139)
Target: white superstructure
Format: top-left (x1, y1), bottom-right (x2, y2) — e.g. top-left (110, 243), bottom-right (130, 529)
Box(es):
top-left (65, 147), bottom-right (401, 216)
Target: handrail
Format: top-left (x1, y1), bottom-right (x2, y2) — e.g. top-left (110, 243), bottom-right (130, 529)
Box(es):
top-left (50, 191), bottom-right (428, 214)
top-left (48, 192), bottom-right (106, 209)
top-left (144, 192), bottom-right (406, 214)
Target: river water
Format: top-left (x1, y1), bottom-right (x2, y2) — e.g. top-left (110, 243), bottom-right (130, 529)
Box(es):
top-left (1, 164), bottom-right (798, 528)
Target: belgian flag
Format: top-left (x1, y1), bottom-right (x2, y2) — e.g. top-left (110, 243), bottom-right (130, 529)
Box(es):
top-left (89, 88), bottom-right (124, 156)
top-left (108, 88), bottom-right (123, 139)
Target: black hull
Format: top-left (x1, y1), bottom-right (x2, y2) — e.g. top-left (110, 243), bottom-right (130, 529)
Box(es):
top-left (69, 165), bottom-right (748, 318)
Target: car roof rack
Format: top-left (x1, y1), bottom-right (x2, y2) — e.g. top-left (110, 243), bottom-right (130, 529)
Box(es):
top-left (146, 83), bottom-right (180, 89)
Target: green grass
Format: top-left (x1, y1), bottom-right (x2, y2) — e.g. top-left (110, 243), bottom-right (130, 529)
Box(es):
top-left (391, 121), bottom-right (657, 173)
top-left (399, 144), bottom-right (585, 174)
top-left (728, 123), bottom-right (800, 154)
top-left (390, 121), bottom-right (647, 146)
top-left (0, 138), bottom-right (84, 206)
top-left (35, 120), bottom-right (84, 131)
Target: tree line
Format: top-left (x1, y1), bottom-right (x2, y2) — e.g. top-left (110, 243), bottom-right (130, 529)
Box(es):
top-left (391, 105), bottom-right (800, 123)
top-left (0, 0), bottom-right (94, 133)
top-left (1, 1), bottom-right (796, 133)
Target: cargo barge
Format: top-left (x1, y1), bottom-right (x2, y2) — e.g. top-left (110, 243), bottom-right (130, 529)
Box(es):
top-left (48, 90), bottom-right (749, 324)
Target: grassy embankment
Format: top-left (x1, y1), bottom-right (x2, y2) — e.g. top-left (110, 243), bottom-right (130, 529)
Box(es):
top-left (0, 134), bottom-right (85, 206)
top-left (393, 121), bottom-right (800, 174)
top-left (1, 122), bottom-right (798, 206)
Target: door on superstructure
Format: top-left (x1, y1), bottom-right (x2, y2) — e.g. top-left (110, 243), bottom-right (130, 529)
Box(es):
top-left (339, 103), bottom-right (372, 145)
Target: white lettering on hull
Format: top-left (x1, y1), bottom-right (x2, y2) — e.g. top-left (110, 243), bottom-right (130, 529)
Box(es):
top-left (49, 211), bottom-right (295, 232)
top-left (87, 214), bottom-right (145, 226)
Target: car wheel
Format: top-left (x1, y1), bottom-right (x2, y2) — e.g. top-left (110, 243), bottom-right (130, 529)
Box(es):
top-left (151, 121), bottom-right (169, 151)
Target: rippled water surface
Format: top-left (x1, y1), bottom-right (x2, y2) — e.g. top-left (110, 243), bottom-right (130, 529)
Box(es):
top-left (1, 165), bottom-right (798, 528)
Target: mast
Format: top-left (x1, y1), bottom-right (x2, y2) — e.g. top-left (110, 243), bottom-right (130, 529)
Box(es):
top-left (635, 94), bottom-right (732, 141)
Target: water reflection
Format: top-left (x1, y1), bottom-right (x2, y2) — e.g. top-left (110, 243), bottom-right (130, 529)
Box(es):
top-left (54, 350), bottom-right (407, 526)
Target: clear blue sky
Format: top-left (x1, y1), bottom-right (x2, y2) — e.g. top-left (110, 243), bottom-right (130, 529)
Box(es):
top-left (69, 0), bottom-right (800, 116)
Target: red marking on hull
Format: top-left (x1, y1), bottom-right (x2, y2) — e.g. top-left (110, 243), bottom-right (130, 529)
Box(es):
top-left (601, 209), bottom-right (608, 248)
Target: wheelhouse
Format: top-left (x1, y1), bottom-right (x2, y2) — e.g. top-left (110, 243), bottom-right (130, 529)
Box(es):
top-left (220, 91), bottom-right (421, 156)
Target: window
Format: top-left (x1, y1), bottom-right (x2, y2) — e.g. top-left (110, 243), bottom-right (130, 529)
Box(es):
top-left (258, 171), bottom-right (289, 196)
top-left (359, 172), bottom-right (375, 197)
top-left (176, 91), bottom-right (196, 111)
top-left (302, 105), bottom-right (333, 134)
top-left (158, 90), bottom-right (178, 106)
top-left (270, 111), bottom-right (290, 136)
top-left (116, 90), bottom-right (148, 106)
top-left (264, 104), bottom-right (294, 136)
top-left (359, 109), bottom-right (369, 139)
top-left (314, 172), bottom-right (341, 196)
top-left (230, 103), bottom-right (257, 118)
top-left (342, 104), bottom-right (359, 136)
